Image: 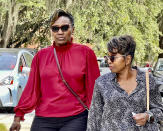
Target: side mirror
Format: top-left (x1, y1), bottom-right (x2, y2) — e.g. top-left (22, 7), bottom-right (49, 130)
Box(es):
top-left (22, 67), bottom-right (30, 74)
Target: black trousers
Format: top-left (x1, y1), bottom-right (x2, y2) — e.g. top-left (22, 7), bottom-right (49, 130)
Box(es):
top-left (30, 110), bottom-right (88, 131)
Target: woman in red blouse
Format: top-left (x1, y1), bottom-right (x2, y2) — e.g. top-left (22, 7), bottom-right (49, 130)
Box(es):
top-left (10, 9), bottom-right (100, 131)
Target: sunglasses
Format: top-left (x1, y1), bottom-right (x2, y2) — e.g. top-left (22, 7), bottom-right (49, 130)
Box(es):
top-left (51, 25), bottom-right (70, 32)
top-left (105, 55), bottom-right (126, 62)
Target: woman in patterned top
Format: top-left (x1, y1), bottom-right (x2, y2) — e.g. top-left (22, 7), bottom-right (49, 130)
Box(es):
top-left (87, 35), bottom-right (163, 131)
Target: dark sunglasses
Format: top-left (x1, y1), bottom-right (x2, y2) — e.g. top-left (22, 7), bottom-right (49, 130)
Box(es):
top-left (51, 25), bottom-right (70, 32)
top-left (105, 55), bottom-right (126, 62)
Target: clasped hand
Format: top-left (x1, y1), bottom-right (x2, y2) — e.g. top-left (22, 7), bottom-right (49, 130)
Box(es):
top-left (132, 113), bottom-right (149, 126)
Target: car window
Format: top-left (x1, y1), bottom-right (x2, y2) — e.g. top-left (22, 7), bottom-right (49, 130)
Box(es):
top-left (23, 52), bottom-right (33, 68)
top-left (18, 55), bottom-right (26, 73)
top-left (0, 52), bottom-right (17, 70)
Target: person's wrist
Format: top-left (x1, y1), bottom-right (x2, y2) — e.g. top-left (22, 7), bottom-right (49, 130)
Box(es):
top-left (146, 111), bottom-right (154, 123)
top-left (145, 113), bottom-right (149, 121)
top-left (14, 116), bottom-right (21, 122)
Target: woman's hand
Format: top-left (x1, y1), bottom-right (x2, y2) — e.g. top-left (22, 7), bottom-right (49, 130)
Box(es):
top-left (9, 116), bottom-right (21, 131)
top-left (133, 113), bottom-right (149, 126)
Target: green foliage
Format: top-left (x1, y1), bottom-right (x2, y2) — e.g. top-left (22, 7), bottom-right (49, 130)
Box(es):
top-left (0, 123), bottom-right (7, 131)
top-left (16, 0), bottom-right (45, 7)
top-left (0, 0), bottom-right (162, 64)
top-left (69, 0), bottom-right (163, 65)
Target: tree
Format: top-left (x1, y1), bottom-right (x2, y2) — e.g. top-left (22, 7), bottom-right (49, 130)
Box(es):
top-left (158, 9), bottom-right (163, 58)
top-left (0, 0), bottom-right (162, 65)
top-left (0, 0), bottom-right (47, 48)
top-left (0, 0), bottom-right (20, 48)
top-left (67, 0), bottom-right (163, 65)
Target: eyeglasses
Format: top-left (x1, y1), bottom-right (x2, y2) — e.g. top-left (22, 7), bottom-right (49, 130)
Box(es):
top-left (105, 55), bottom-right (126, 62)
top-left (51, 25), bottom-right (70, 32)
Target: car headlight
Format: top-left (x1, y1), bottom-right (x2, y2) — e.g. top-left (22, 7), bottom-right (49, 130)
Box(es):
top-left (0, 76), bottom-right (14, 85)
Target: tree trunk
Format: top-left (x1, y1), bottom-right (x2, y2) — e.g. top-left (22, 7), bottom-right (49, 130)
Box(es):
top-left (0, 0), bottom-right (20, 48)
top-left (159, 36), bottom-right (163, 58)
top-left (45, 0), bottom-right (59, 14)
top-left (158, 10), bottom-right (163, 58)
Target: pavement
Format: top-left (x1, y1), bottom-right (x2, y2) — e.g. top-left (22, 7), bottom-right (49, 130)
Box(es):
top-left (0, 98), bottom-right (163, 131)
top-left (0, 111), bottom-right (34, 131)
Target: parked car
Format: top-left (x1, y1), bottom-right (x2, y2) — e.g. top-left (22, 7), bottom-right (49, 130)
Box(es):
top-left (152, 58), bottom-right (163, 96)
top-left (97, 57), bottom-right (110, 75)
top-left (139, 67), bottom-right (153, 73)
top-left (0, 48), bottom-right (35, 112)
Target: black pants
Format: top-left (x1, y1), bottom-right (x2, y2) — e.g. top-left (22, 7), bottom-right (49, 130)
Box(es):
top-left (30, 110), bottom-right (88, 131)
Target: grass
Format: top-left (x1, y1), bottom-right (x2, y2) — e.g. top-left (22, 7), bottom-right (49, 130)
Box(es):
top-left (0, 123), bottom-right (7, 131)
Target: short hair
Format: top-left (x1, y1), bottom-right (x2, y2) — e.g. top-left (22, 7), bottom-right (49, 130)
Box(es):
top-left (107, 35), bottom-right (136, 61)
top-left (50, 9), bottom-right (74, 27)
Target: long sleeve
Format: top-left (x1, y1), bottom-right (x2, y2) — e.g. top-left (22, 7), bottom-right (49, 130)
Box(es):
top-left (14, 43), bottom-right (100, 119)
top-left (85, 48), bottom-right (100, 108)
top-left (87, 81), bottom-right (104, 131)
top-left (14, 53), bottom-right (41, 120)
top-left (149, 75), bottom-right (163, 122)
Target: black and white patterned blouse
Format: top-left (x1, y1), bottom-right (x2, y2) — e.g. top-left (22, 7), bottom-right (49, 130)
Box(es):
top-left (87, 68), bottom-right (163, 131)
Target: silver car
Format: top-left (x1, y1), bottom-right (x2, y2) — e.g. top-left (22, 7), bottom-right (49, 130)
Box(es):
top-left (0, 48), bottom-right (34, 111)
top-left (152, 58), bottom-right (163, 96)
top-left (97, 57), bottom-right (110, 75)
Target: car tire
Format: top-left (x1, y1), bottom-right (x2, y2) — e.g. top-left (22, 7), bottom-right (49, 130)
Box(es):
top-left (0, 100), bottom-right (4, 112)
top-left (0, 100), bottom-right (2, 107)
top-left (6, 107), bottom-right (14, 113)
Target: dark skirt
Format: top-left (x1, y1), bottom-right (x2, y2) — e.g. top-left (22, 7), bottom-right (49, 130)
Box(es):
top-left (30, 110), bottom-right (88, 131)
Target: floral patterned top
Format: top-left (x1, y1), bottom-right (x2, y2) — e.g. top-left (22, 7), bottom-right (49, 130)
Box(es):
top-left (87, 68), bottom-right (163, 131)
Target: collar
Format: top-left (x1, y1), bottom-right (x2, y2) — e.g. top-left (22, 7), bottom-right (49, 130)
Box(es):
top-left (52, 38), bottom-right (73, 51)
top-left (110, 66), bottom-right (145, 82)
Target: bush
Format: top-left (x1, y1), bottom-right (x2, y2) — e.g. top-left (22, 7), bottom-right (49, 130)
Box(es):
top-left (0, 123), bottom-right (7, 131)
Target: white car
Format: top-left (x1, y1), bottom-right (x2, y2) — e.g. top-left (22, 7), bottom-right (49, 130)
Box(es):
top-left (152, 58), bottom-right (163, 96)
top-left (0, 48), bottom-right (34, 112)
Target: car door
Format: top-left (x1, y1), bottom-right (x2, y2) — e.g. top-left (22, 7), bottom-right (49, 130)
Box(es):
top-left (16, 54), bottom-right (27, 102)
top-left (15, 51), bottom-right (33, 103)
top-left (22, 52), bottom-right (33, 87)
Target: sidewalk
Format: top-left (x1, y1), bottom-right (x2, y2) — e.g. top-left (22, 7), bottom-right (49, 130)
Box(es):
top-left (0, 112), bottom-right (34, 131)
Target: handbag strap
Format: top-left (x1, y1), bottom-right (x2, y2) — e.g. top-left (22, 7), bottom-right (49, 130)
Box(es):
top-left (145, 70), bottom-right (149, 111)
top-left (53, 48), bottom-right (89, 111)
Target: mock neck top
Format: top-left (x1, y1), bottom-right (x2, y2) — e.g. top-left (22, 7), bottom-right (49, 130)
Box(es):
top-left (14, 42), bottom-right (100, 120)
top-left (52, 41), bottom-right (73, 51)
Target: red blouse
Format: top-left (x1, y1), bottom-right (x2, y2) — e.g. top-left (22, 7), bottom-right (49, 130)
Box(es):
top-left (14, 42), bottom-right (100, 120)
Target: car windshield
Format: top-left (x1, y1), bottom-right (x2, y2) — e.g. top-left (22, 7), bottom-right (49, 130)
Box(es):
top-left (155, 60), bottom-right (163, 71)
top-left (0, 52), bottom-right (17, 70)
